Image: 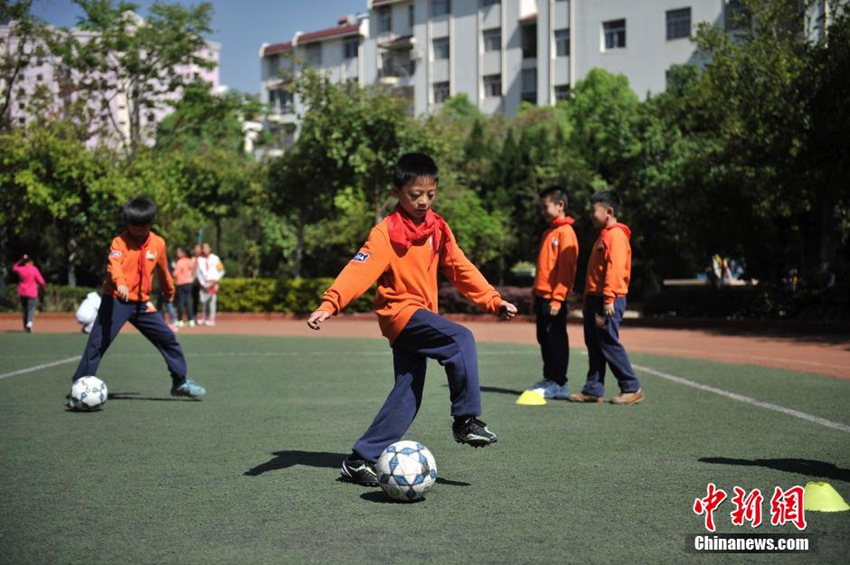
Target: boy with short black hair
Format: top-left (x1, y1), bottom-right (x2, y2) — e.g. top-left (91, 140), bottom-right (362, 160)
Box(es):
top-left (307, 152), bottom-right (518, 486)
top-left (568, 190), bottom-right (643, 405)
top-left (70, 197), bottom-right (206, 401)
top-left (524, 186), bottom-right (579, 400)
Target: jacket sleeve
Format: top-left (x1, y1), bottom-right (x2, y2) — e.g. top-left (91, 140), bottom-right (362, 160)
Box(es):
top-left (550, 227), bottom-right (579, 307)
top-left (318, 228), bottom-right (391, 315)
top-left (603, 230), bottom-right (629, 303)
top-left (156, 242), bottom-right (176, 301)
top-left (440, 232), bottom-right (502, 314)
top-left (107, 236), bottom-right (128, 287)
top-left (36, 269), bottom-right (46, 288)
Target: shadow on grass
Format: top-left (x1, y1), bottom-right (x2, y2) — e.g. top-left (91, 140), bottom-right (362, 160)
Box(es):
top-left (699, 457), bottom-right (850, 482)
top-left (360, 477), bottom-right (471, 504)
top-left (245, 451), bottom-right (345, 476)
top-left (107, 392), bottom-right (190, 402)
top-left (479, 385), bottom-right (525, 396)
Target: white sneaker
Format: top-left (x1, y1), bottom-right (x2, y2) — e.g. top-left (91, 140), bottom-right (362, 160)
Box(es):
top-left (528, 379), bottom-right (569, 400)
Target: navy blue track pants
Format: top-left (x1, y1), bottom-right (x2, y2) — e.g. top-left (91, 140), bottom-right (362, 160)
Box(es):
top-left (581, 295), bottom-right (640, 397)
top-left (353, 309), bottom-right (482, 462)
top-left (71, 296), bottom-right (187, 382)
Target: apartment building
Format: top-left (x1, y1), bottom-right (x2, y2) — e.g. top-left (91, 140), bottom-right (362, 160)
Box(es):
top-left (0, 15), bottom-right (220, 150)
top-left (258, 0), bottom-right (837, 154)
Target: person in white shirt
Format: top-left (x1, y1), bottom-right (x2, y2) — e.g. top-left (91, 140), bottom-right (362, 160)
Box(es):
top-left (196, 242), bottom-right (225, 326)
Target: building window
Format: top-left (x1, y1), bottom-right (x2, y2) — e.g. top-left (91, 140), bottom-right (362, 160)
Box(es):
top-left (343, 38), bottom-right (359, 59)
top-left (378, 6), bottom-right (391, 33)
top-left (483, 28), bottom-right (501, 52)
top-left (521, 24), bottom-right (537, 58)
top-left (481, 0), bottom-right (499, 7)
top-left (725, 0), bottom-right (749, 31)
top-left (603, 19), bottom-right (626, 50)
top-left (555, 28), bottom-right (569, 57)
top-left (433, 37), bottom-right (450, 60)
top-left (432, 0), bottom-right (451, 17)
top-left (483, 74), bottom-right (501, 97)
top-left (409, 4), bottom-right (415, 27)
top-left (666, 7), bottom-right (691, 40)
top-left (305, 44), bottom-right (322, 66)
top-left (554, 84), bottom-right (570, 100)
top-left (521, 68), bottom-right (537, 103)
top-left (433, 81), bottom-right (450, 103)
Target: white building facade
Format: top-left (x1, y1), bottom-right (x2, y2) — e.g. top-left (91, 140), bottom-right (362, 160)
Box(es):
top-left (259, 0), bottom-right (837, 153)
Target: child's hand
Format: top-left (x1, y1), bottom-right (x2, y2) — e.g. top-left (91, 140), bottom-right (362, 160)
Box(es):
top-left (595, 314), bottom-right (607, 329)
top-left (117, 285), bottom-right (130, 301)
top-left (307, 310), bottom-right (331, 330)
top-left (549, 302), bottom-right (561, 316)
top-left (499, 301), bottom-right (517, 320)
top-left (603, 302), bottom-right (615, 318)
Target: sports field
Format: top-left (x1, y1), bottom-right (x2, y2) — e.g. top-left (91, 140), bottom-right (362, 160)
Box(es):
top-left (1, 326), bottom-right (849, 564)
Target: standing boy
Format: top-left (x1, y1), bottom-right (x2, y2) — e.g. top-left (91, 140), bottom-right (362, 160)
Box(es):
top-left (524, 186), bottom-right (579, 400)
top-left (568, 190), bottom-right (644, 405)
top-left (306, 153), bottom-right (518, 486)
top-left (196, 242), bottom-right (224, 326)
top-left (70, 197), bottom-right (206, 400)
top-left (12, 254), bottom-right (46, 333)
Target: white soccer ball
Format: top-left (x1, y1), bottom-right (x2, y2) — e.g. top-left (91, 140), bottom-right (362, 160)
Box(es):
top-left (376, 440), bottom-right (437, 502)
top-left (69, 376), bottom-right (108, 411)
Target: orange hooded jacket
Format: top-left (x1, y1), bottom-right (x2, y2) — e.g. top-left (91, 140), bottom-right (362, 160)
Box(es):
top-left (318, 214), bottom-right (502, 344)
top-left (584, 223), bottom-right (632, 304)
top-left (532, 218), bottom-right (578, 308)
top-left (103, 231), bottom-right (175, 303)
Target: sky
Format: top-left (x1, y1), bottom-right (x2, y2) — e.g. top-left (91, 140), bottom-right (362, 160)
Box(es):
top-left (30, 0), bottom-right (368, 95)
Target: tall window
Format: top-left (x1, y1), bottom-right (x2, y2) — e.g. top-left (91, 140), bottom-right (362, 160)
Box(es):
top-left (378, 6), bottom-right (391, 33)
top-left (482, 28), bottom-right (501, 52)
top-left (305, 44), bottom-right (322, 66)
top-left (555, 28), bottom-right (569, 57)
top-left (433, 37), bottom-right (450, 60)
top-left (521, 68), bottom-right (537, 103)
top-left (603, 19), bottom-right (626, 50)
top-left (483, 74), bottom-right (501, 97)
top-left (409, 4), bottom-right (415, 27)
top-left (433, 81), bottom-right (450, 103)
top-left (481, 0), bottom-right (499, 7)
top-left (343, 38), bottom-right (359, 60)
top-left (433, 0), bottom-right (450, 17)
top-left (666, 7), bottom-right (692, 40)
top-left (521, 23), bottom-right (537, 58)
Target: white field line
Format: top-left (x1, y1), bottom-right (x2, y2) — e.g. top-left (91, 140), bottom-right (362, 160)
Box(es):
top-left (0, 356), bottom-right (80, 380)
top-left (633, 364), bottom-right (850, 434)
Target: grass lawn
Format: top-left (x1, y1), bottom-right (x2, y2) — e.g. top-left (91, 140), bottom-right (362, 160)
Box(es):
top-left (1, 332), bottom-right (848, 564)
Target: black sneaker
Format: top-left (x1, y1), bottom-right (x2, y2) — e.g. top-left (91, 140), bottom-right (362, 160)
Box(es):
top-left (340, 454), bottom-right (378, 486)
top-left (452, 416), bottom-right (498, 448)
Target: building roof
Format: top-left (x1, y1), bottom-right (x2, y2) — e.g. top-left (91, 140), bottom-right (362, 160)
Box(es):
top-left (263, 41), bottom-right (293, 56)
top-left (297, 23), bottom-right (361, 44)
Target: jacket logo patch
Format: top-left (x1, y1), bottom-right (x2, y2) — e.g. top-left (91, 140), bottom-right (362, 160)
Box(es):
top-left (146, 250), bottom-right (157, 260)
top-left (352, 252), bottom-right (370, 263)
top-left (109, 251), bottom-right (122, 258)
top-left (551, 237), bottom-right (559, 248)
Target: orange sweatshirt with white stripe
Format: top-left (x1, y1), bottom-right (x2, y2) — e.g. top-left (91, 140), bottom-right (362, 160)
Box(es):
top-left (318, 218), bottom-right (503, 343)
top-left (584, 223), bottom-right (632, 304)
top-left (532, 220), bottom-right (579, 307)
top-left (103, 231), bottom-right (175, 303)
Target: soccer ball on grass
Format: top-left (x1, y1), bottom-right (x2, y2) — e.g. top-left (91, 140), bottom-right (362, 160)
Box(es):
top-left (69, 376), bottom-right (108, 411)
top-left (376, 440), bottom-right (437, 502)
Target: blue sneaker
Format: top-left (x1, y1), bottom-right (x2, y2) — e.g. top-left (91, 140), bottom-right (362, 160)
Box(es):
top-left (170, 379), bottom-right (206, 399)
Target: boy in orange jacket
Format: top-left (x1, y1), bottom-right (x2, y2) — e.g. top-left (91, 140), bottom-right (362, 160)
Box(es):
top-left (70, 198), bottom-right (206, 400)
top-left (569, 190), bottom-right (643, 405)
top-left (307, 153), bottom-right (518, 486)
top-left (524, 186), bottom-right (579, 400)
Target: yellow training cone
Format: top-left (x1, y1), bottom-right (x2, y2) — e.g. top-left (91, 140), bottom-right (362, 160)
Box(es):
top-left (516, 390), bottom-right (546, 406)
top-left (804, 482), bottom-right (850, 512)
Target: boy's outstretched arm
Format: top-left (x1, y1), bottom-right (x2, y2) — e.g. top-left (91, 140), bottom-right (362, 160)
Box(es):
top-left (306, 310), bottom-right (332, 330)
top-left (499, 300), bottom-right (518, 320)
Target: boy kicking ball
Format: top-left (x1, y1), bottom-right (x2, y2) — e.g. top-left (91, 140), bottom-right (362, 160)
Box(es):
top-left (307, 153), bottom-right (517, 485)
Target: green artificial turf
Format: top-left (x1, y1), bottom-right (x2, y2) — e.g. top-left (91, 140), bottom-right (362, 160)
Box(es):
top-left (1, 333), bottom-right (848, 564)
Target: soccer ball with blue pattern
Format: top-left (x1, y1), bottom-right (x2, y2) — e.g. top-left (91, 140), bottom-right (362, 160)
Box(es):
top-left (69, 376), bottom-right (108, 411)
top-left (377, 440), bottom-right (437, 502)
